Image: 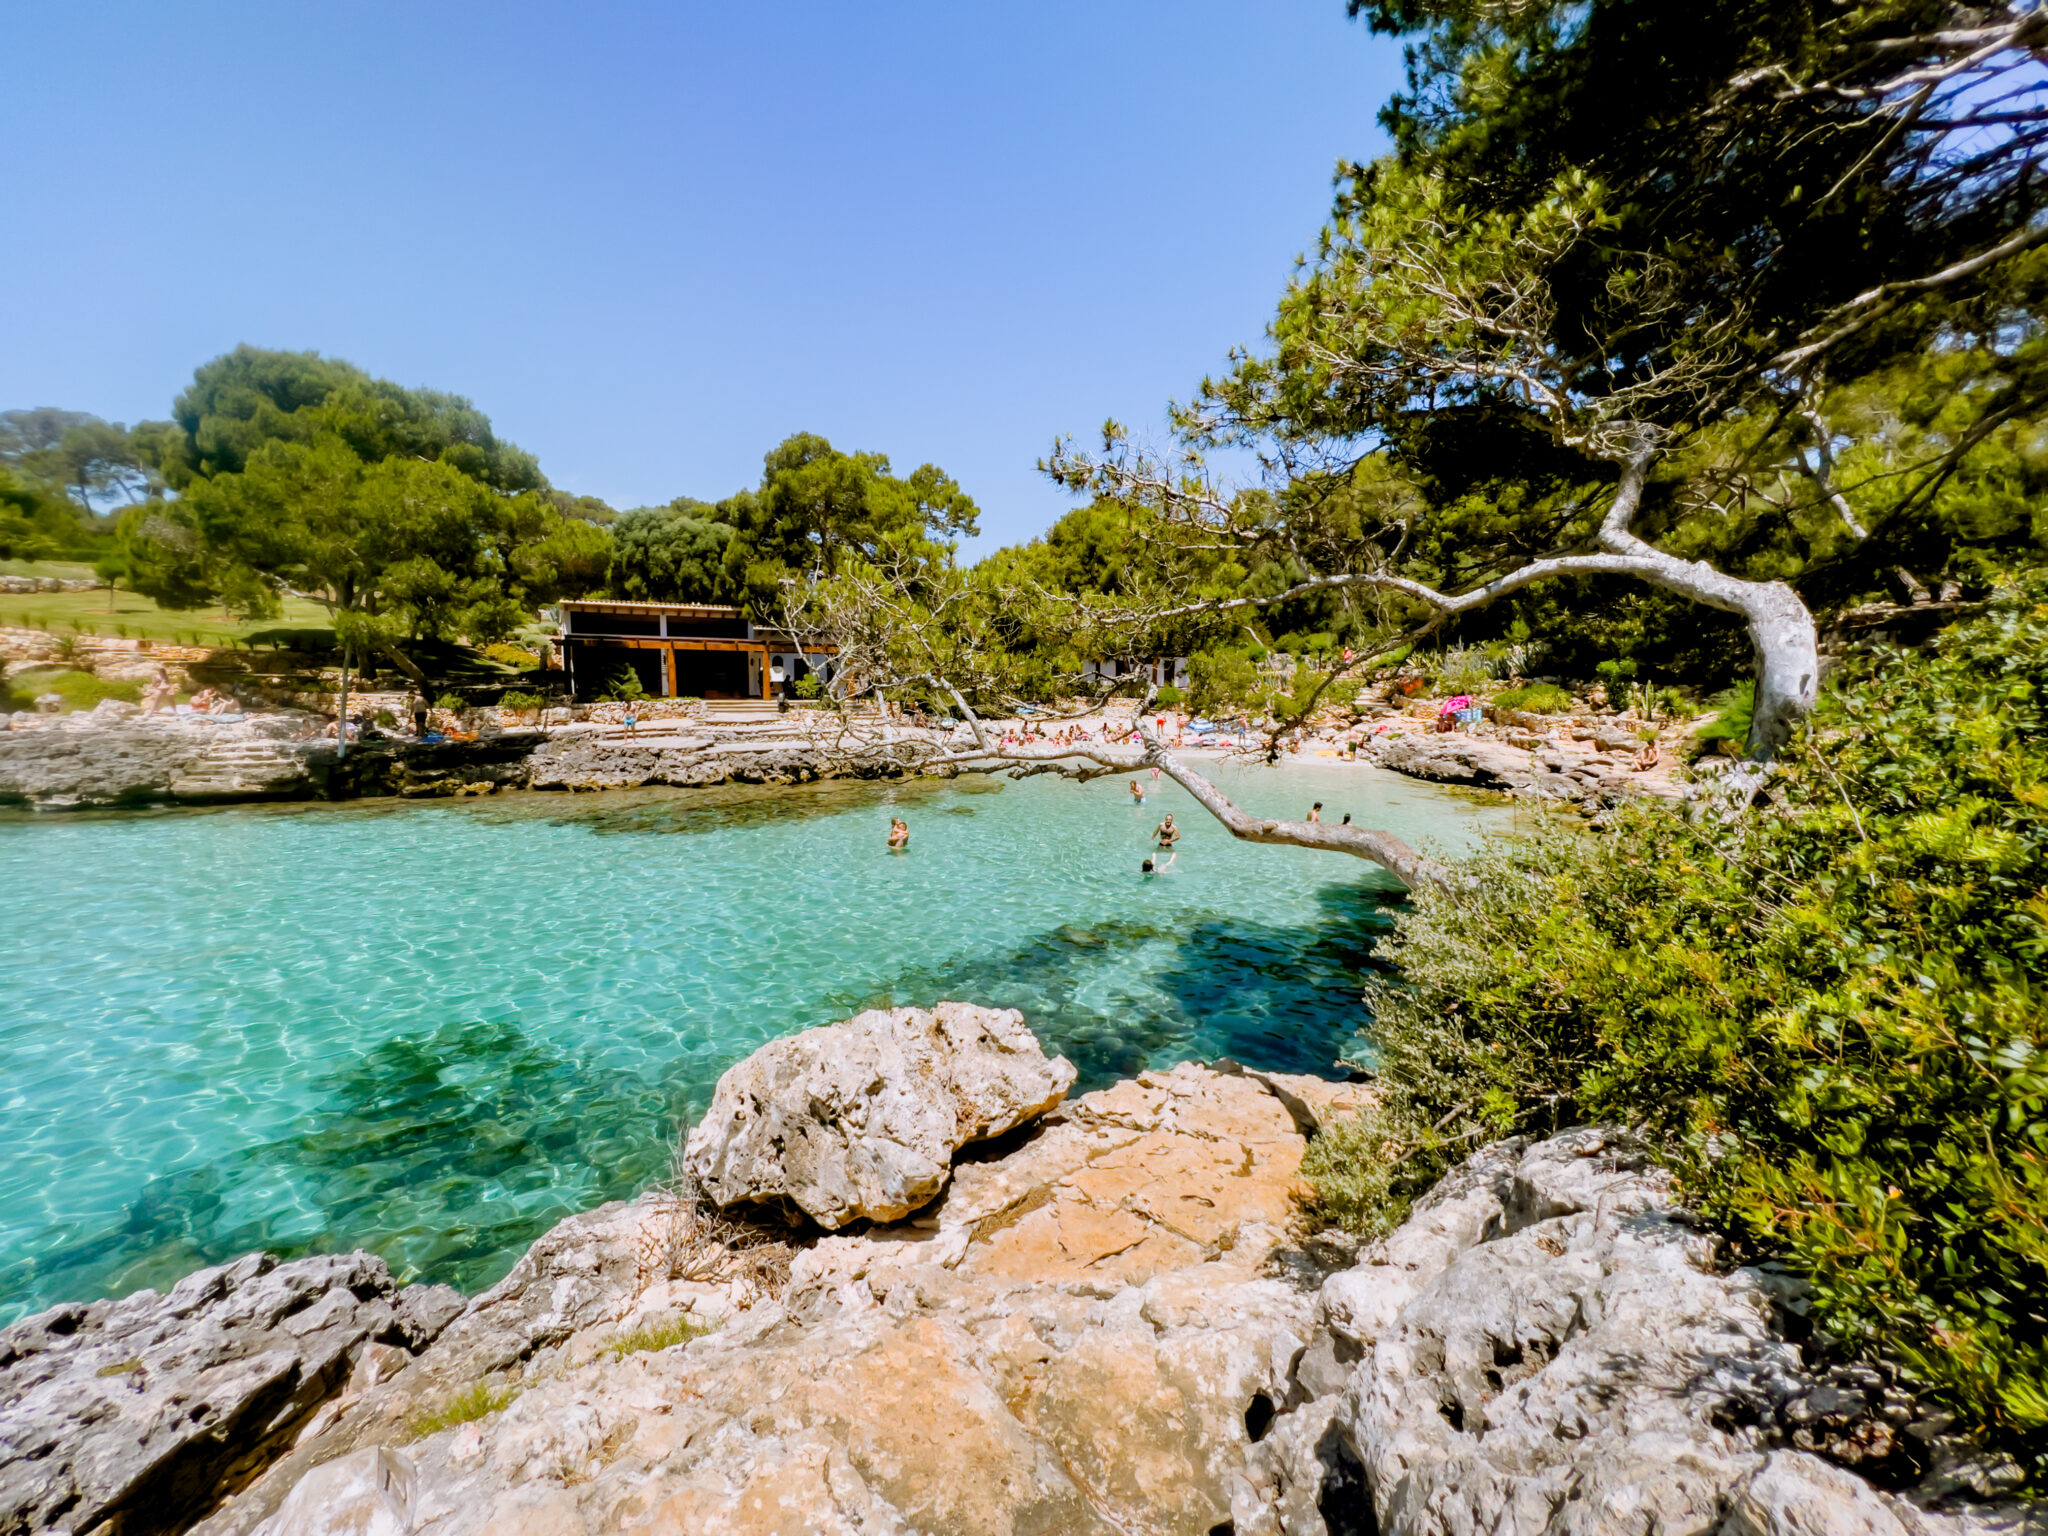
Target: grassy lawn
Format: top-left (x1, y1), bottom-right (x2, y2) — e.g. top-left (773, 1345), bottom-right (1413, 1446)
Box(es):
top-left (0, 584), bottom-right (336, 646)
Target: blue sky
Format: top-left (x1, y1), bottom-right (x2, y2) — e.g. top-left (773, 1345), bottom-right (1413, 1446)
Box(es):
top-left (1, 2), bottom-right (1401, 553)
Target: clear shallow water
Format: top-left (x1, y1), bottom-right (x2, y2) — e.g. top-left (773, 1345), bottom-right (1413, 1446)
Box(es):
top-left (0, 760), bottom-right (1514, 1322)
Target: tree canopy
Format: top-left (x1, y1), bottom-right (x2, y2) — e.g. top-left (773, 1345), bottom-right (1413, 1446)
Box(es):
top-left (111, 348), bottom-right (604, 671)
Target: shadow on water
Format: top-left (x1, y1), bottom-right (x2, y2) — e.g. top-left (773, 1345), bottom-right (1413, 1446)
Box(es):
top-left (0, 1021), bottom-right (692, 1311)
top-left (0, 853), bottom-right (1405, 1316)
top-left (832, 878), bottom-right (1404, 1092)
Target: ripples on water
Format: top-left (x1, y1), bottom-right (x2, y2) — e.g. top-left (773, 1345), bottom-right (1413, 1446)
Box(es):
top-left (0, 760), bottom-right (1514, 1321)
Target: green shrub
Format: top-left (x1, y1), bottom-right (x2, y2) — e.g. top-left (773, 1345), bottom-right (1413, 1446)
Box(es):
top-left (1491, 683), bottom-right (1573, 713)
top-left (1153, 684), bottom-right (1184, 707)
top-left (792, 674), bottom-right (822, 699)
top-left (1310, 582), bottom-right (2048, 1477)
top-left (432, 691), bottom-right (465, 711)
top-left (1691, 680), bottom-right (1754, 751)
top-left (597, 665), bottom-right (646, 703)
top-left (500, 690), bottom-right (547, 713)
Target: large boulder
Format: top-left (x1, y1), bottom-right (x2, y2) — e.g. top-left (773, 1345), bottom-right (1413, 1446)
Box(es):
top-left (685, 1002), bottom-right (1078, 1228)
top-left (0, 1251), bottom-right (461, 1536)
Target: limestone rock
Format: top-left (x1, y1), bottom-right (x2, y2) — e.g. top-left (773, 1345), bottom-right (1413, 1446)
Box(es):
top-left (525, 729), bottom-right (906, 791)
top-left (1294, 1127), bottom-right (2037, 1536)
top-left (262, 1446), bottom-right (416, 1536)
top-left (1377, 733), bottom-right (1537, 790)
top-left (195, 1062), bottom-right (1363, 1536)
top-left (0, 1251), bottom-right (458, 1536)
top-left (0, 714), bottom-right (314, 807)
top-left (685, 1002), bottom-right (1078, 1227)
top-left (104, 1084), bottom-right (2045, 1536)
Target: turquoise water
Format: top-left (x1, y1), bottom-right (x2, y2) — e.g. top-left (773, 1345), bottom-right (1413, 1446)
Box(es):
top-left (0, 760), bottom-right (1513, 1322)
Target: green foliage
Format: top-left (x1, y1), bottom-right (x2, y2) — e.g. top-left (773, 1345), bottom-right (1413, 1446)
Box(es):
top-left (404, 1379), bottom-right (519, 1441)
top-left (1691, 681), bottom-right (1755, 747)
top-left (1154, 684), bottom-right (1184, 707)
top-left (1491, 683), bottom-right (1572, 713)
top-left (104, 347), bottom-right (613, 672)
top-left (597, 665), bottom-right (646, 703)
top-left (7, 668), bottom-right (143, 711)
top-left (432, 692), bottom-right (464, 711)
top-left (719, 433), bottom-right (978, 618)
top-left (1188, 648), bottom-right (1259, 714)
top-left (792, 674), bottom-right (822, 699)
top-left (608, 1313), bottom-right (713, 1361)
top-left (608, 502), bottom-right (736, 605)
top-left (499, 690), bottom-right (547, 713)
top-left (481, 643), bottom-right (538, 670)
top-left (0, 468), bottom-right (97, 562)
top-left (1311, 583), bottom-right (2048, 1473)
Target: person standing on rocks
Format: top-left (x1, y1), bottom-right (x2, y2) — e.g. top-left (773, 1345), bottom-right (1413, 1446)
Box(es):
top-left (410, 693), bottom-right (429, 739)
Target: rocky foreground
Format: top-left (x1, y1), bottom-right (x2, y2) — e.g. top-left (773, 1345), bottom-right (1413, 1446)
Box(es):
top-left (3, 1006), bottom-right (2041, 1536)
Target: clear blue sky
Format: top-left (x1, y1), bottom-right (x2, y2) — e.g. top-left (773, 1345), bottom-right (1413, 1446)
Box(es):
top-left (1, 2), bottom-right (1401, 554)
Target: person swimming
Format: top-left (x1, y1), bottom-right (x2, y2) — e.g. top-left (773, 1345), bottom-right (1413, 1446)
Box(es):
top-left (887, 816), bottom-right (909, 850)
top-left (1153, 812), bottom-right (1179, 850)
top-left (1307, 801), bottom-right (1323, 823)
top-left (1129, 780), bottom-right (1145, 804)
top-left (1141, 858), bottom-right (1156, 876)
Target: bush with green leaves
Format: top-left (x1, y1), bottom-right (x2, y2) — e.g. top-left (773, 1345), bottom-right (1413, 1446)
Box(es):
top-left (499, 690), bottom-right (547, 713)
top-left (597, 664), bottom-right (647, 704)
top-left (1310, 581), bottom-right (2048, 1476)
top-left (1491, 683), bottom-right (1573, 714)
top-left (1691, 680), bottom-right (1755, 752)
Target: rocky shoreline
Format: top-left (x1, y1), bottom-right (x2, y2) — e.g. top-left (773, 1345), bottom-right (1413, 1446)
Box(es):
top-left (3, 1005), bottom-right (2037, 1536)
top-left (0, 703), bottom-right (1686, 814)
top-left (0, 710), bottom-right (936, 810)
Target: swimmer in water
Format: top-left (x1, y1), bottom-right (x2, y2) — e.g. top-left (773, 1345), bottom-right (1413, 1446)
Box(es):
top-left (1129, 779), bottom-right (1145, 804)
top-left (1141, 858), bottom-right (1156, 877)
top-left (887, 816), bottom-right (909, 851)
top-left (1307, 801), bottom-right (1323, 823)
top-left (1153, 812), bottom-right (1180, 852)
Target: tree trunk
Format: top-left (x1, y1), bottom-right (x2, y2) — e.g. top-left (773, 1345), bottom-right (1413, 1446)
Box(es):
top-left (376, 639), bottom-right (430, 690)
top-left (926, 728), bottom-right (1442, 889)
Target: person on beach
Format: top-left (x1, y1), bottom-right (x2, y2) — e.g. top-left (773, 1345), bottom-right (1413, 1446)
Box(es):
top-left (623, 703), bottom-right (639, 735)
top-left (887, 816), bottom-right (910, 851)
top-left (410, 694), bottom-right (430, 739)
